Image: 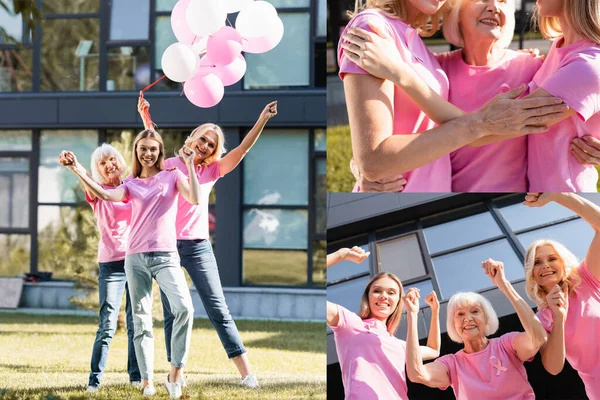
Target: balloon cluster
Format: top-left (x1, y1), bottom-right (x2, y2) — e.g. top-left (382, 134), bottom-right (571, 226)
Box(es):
top-left (162, 0), bottom-right (284, 108)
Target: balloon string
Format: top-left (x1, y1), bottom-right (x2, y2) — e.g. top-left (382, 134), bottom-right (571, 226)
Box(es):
top-left (226, 17), bottom-right (233, 27)
top-left (138, 90), bottom-right (159, 130)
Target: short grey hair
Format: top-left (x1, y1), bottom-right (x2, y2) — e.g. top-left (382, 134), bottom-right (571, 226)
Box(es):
top-left (446, 292), bottom-right (499, 343)
top-left (90, 143), bottom-right (127, 184)
top-left (443, 0), bottom-right (516, 49)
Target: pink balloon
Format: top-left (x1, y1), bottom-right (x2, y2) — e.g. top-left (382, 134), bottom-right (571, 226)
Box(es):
top-left (242, 16), bottom-right (284, 54)
top-left (184, 73), bottom-right (224, 108)
top-left (213, 54), bottom-right (246, 86)
top-left (171, 0), bottom-right (194, 44)
top-left (207, 26), bottom-right (243, 66)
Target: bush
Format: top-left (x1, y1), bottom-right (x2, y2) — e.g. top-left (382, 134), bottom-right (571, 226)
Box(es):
top-left (326, 125), bottom-right (355, 192)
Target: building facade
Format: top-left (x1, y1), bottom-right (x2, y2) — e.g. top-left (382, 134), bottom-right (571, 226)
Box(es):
top-left (327, 192), bottom-right (595, 399)
top-left (0, 0), bottom-right (326, 321)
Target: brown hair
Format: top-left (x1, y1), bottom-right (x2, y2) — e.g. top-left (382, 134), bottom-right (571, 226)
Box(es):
top-left (358, 272), bottom-right (404, 335)
top-left (131, 129), bottom-right (165, 178)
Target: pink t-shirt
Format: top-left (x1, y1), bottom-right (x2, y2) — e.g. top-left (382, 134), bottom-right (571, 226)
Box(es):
top-left (86, 184), bottom-right (131, 263)
top-left (437, 50), bottom-right (542, 192)
top-left (330, 305), bottom-right (408, 400)
top-left (435, 332), bottom-right (534, 400)
top-left (121, 169), bottom-right (187, 255)
top-left (164, 157), bottom-right (220, 240)
top-left (338, 9), bottom-right (451, 192)
top-left (528, 38), bottom-right (600, 191)
top-left (536, 261), bottom-right (600, 399)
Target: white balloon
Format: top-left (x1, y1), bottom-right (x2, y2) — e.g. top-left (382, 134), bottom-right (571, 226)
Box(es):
top-left (185, 0), bottom-right (226, 36)
top-left (161, 43), bottom-right (199, 82)
top-left (236, 1), bottom-right (279, 38)
top-left (224, 0), bottom-right (254, 13)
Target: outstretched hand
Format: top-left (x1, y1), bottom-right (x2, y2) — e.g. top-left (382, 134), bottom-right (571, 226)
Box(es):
top-left (340, 246), bottom-right (370, 264)
top-left (260, 101), bottom-right (278, 120)
top-left (523, 192), bottom-right (554, 207)
top-left (482, 258), bottom-right (507, 288)
top-left (180, 145), bottom-right (196, 165)
top-left (403, 287), bottom-right (420, 314)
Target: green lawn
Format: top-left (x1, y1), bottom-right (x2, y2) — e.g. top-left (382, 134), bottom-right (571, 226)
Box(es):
top-left (0, 314), bottom-right (326, 400)
top-left (326, 125), bottom-right (354, 193)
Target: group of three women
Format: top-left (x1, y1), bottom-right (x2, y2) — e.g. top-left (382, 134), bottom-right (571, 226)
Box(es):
top-left (328, 192), bottom-right (600, 399)
top-left (59, 97), bottom-right (277, 398)
top-left (339, 0), bottom-right (600, 192)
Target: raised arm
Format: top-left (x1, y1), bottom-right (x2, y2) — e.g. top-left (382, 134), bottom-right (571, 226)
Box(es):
top-left (540, 283), bottom-right (568, 375)
top-left (404, 290), bottom-right (451, 388)
top-left (482, 259), bottom-right (547, 361)
top-left (525, 192), bottom-right (600, 280)
top-left (137, 95), bottom-right (154, 131)
top-left (326, 246), bottom-right (370, 267)
top-left (59, 151), bottom-right (97, 201)
top-left (219, 101), bottom-right (277, 177)
top-left (59, 151), bottom-right (126, 202)
top-left (176, 146), bottom-right (201, 205)
top-left (421, 291), bottom-right (441, 360)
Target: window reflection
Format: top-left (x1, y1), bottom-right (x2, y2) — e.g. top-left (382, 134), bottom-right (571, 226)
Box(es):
top-left (107, 46), bottom-right (150, 91)
top-left (0, 158), bottom-right (29, 229)
top-left (516, 219), bottom-right (593, 262)
top-left (0, 234), bottom-right (30, 276)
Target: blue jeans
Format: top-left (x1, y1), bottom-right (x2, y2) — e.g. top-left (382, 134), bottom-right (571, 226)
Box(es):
top-left (89, 260), bottom-right (140, 387)
top-left (161, 239), bottom-right (246, 361)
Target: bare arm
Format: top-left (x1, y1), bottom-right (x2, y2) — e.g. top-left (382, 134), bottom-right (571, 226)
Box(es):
top-left (176, 146), bottom-right (201, 205)
top-left (68, 161), bottom-right (126, 202)
top-left (540, 283), bottom-right (569, 374)
top-left (219, 101), bottom-right (278, 177)
top-left (327, 301), bottom-right (340, 327)
top-left (326, 246), bottom-right (370, 267)
top-left (420, 291), bottom-right (441, 360)
top-left (137, 95), bottom-right (154, 131)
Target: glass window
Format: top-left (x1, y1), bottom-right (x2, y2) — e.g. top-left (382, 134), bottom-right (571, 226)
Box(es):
top-left (244, 13), bottom-right (310, 89)
top-left (0, 48), bottom-right (33, 92)
top-left (0, 234), bottom-right (30, 276)
top-left (424, 212), bottom-right (503, 254)
top-left (110, 0), bottom-right (150, 41)
top-left (517, 218), bottom-right (594, 262)
top-left (406, 280), bottom-right (435, 308)
top-left (317, 0), bottom-right (326, 37)
top-left (499, 202), bottom-right (577, 232)
top-left (315, 157), bottom-right (326, 234)
top-left (432, 239), bottom-right (524, 299)
top-left (0, 3), bottom-right (23, 43)
top-left (43, 0), bottom-right (100, 14)
top-left (39, 131), bottom-right (98, 203)
top-left (314, 41), bottom-right (326, 88)
top-left (156, 0), bottom-right (178, 11)
top-left (313, 240), bottom-right (326, 286)
top-left (377, 234), bottom-right (426, 281)
top-left (268, 0), bottom-right (310, 6)
top-left (41, 19), bottom-right (100, 91)
top-left (243, 209), bottom-right (308, 249)
top-left (107, 46), bottom-right (150, 91)
top-left (0, 158), bottom-right (29, 229)
top-left (327, 244), bottom-right (370, 283)
top-left (244, 130), bottom-right (308, 205)
top-left (0, 130), bottom-right (32, 150)
top-left (154, 16), bottom-right (182, 91)
top-left (327, 275), bottom-right (371, 315)
top-left (243, 249), bottom-right (307, 285)
top-left (315, 129), bottom-right (326, 151)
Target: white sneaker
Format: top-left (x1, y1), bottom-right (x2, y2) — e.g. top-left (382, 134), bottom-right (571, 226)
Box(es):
top-left (142, 383), bottom-right (156, 396)
top-left (131, 381), bottom-right (142, 388)
top-left (86, 385), bottom-right (99, 393)
top-left (179, 375), bottom-right (187, 388)
top-left (241, 373), bottom-right (259, 389)
top-left (164, 375), bottom-right (182, 399)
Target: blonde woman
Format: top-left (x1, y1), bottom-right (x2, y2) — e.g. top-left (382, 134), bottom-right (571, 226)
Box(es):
top-left (524, 192), bottom-right (600, 398)
top-left (137, 98), bottom-right (277, 388)
top-left (338, 0), bottom-right (567, 192)
top-left (327, 247), bottom-right (440, 399)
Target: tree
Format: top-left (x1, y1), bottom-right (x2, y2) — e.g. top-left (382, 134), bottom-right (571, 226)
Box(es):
top-left (0, 0), bottom-right (42, 45)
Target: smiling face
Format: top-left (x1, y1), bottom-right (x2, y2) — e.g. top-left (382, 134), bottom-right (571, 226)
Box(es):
top-left (97, 153), bottom-right (122, 183)
top-left (459, 0), bottom-right (514, 44)
top-left (453, 302), bottom-right (487, 342)
top-left (533, 244), bottom-right (565, 291)
top-left (136, 138), bottom-right (161, 169)
top-left (190, 130), bottom-right (218, 164)
top-left (367, 277), bottom-right (401, 321)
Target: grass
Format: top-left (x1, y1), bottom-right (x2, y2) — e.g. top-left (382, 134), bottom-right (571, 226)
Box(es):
top-left (0, 313), bottom-right (326, 400)
top-left (326, 125), bottom-right (354, 193)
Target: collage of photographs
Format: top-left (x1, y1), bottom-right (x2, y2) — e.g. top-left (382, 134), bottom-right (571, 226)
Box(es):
top-left (0, 0), bottom-right (598, 399)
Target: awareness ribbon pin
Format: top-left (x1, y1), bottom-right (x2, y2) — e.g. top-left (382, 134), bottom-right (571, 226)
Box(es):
top-left (490, 356), bottom-right (507, 376)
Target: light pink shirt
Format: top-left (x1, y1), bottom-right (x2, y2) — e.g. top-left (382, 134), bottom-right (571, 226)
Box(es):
top-left (164, 157), bottom-right (220, 240)
top-left (331, 305), bottom-right (408, 400)
top-left (121, 169), bottom-right (187, 255)
top-left (338, 9), bottom-right (451, 192)
top-left (437, 50), bottom-right (542, 192)
top-left (537, 261), bottom-right (600, 399)
top-left (435, 332), bottom-right (535, 400)
top-left (86, 184), bottom-right (131, 263)
top-left (528, 38), bottom-right (600, 191)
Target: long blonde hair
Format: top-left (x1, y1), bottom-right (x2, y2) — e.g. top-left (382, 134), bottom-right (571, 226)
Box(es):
top-left (524, 239), bottom-right (582, 308)
top-left (358, 272), bottom-right (404, 335)
top-left (533, 0), bottom-right (600, 44)
top-left (351, 0), bottom-right (450, 37)
top-left (181, 123), bottom-right (227, 167)
top-left (131, 129), bottom-right (165, 178)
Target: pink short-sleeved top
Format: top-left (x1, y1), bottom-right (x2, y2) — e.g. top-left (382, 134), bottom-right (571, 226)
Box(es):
top-left (437, 50), bottom-right (542, 192)
top-left (86, 184), bottom-right (131, 263)
top-left (435, 332), bottom-right (535, 400)
top-left (338, 9), bottom-right (451, 192)
top-left (528, 38), bottom-right (600, 191)
top-left (536, 261), bottom-right (600, 399)
top-left (330, 305), bottom-right (408, 400)
top-left (121, 169), bottom-right (187, 255)
top-left (164, 157), bottom-right (220, 240)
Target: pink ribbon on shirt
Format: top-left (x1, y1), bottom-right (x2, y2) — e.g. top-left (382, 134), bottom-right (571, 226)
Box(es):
top-left (490, 356), bottom-right (507, 376)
